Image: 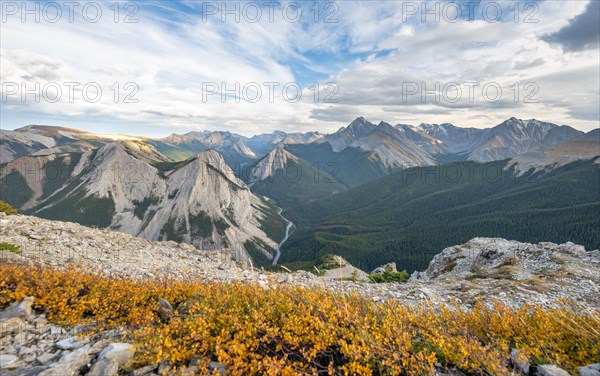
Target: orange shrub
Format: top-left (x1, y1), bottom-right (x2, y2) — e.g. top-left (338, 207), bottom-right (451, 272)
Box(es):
top-left (0, 262), bottom-right (598, 375)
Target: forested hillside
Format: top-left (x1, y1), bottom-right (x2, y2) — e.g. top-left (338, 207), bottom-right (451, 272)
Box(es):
top-left (281, 159), bottom-right (600, 272)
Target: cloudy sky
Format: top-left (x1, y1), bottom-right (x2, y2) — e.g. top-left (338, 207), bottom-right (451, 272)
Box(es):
top-left (1, 0), bottom-right (599, 136)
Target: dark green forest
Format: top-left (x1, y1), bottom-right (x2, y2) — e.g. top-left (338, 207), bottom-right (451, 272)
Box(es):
top-left (279, 159), bottom-right (600, 272)
top-left (248, 157), bottom-right (346, 209)
top-left (246, 143), bottom-right (393, 209)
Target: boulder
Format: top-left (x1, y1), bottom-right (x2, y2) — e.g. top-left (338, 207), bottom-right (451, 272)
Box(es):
top-left (131, 363), bottom-right (159, 376)
top-left (87, 359), bottom-right (119, 376)
top-left (0, 354), bottom-right (18, 369)
top-left (0, 317), bottom-right (24, 336)
top-left (371, 262), bottom-right (397, 274)
top-left (409, 271), bottom-right (429, 281)
top-left (56, 337), bottom-right (88, 350)
top-left (579, 364), bottom-right (600, 376)
top-left (209, 361), bottom-right (227, 375)
top-left (156, 298), bottom-right (174, 322)
top-left (510, 348), bottom-right (530, 374)
top-left (536, 364), bottom-right (570, 376)
top-left (36, 351), bottom-right (61, 365)
top-left (98, 343), bottom-right (135, 367)
top-left (0, 297), bottom-right (34, 321)
top-left (38, 345), bottom-right (91, 376)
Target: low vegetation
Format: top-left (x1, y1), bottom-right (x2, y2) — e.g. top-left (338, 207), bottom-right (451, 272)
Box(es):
top-left (243, 237), bottom-right (277, 268)
top-left (0, 200), bottom-right (18, 215)
top-left (315, 254), bottom-right (346, 270)
top-left (1, 263), bottom-right (598, 375)
top-left (133, 196), bottom-right (160, 220)
top-left (0, 242), bottom-right (21, 254)
top-left (368, 269), bottom-right (410, 283)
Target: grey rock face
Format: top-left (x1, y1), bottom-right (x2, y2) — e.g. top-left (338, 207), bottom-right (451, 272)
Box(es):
top-left (38, 345), bottom-right (91, 376)
top-left (536, 364), bottom-right (570, 376)
top-left (97, 343), bottom-right (135, 366)
top-left (579, 364), bottom-right (600, 376)
top-left (371, 262), bottom-right (397, 274)
top-left (0, 297), bottom-right (34, 321)
top-left (87, 359), bottom-right (119, 376)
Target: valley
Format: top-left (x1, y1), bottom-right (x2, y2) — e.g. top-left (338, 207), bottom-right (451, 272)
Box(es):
top-left (271, 205), bottom-right (294, 266)
top-left (2, 117), bottom-right (597, 272)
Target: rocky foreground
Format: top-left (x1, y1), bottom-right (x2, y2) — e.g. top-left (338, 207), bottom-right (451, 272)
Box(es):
top-left (1, 213), bottom-right (600, 375)
top-left (2, 213), bottom-right (599, 310)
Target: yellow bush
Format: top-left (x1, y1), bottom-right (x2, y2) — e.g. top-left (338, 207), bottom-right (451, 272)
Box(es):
top-left (0, 262), bottom-right (598, 375)
top-left (0, 200), bottom-right (17, 215)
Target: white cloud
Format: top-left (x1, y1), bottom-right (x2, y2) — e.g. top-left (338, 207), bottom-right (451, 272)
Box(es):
top-left (0, 0), bottom-right (598, 135)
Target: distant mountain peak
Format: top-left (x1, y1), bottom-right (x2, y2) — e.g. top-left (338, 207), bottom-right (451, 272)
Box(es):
top-left (349, 116), bottom-right (372, 126)
top-left (499, 117), bottom-right (554, 129)
top-left (340, 117), bottom-right (377, 137)
top-left (248, 146), bottom-right (297, 184)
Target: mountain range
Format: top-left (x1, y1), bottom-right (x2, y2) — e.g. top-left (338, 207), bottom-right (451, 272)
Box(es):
top-left (1, 117), bottom-right (589, 168)
top-left (1, 117), bottom-right (598, 269)
top-left (0, 141), bottom-right (286, 264)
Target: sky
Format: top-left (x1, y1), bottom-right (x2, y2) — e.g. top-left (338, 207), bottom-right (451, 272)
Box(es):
top-left (1, 0), bottom-right (599, 137)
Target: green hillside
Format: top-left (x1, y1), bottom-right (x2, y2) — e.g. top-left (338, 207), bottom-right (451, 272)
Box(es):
top-left (249, 156), bottom-right (346, 209)
top-left (0, 169), bottom-right (33, 208)
top-left (285, 143), bottom-right (391, 188)
top-left (280, 159), bottom-right (600, 272)
top-left (246, 143), bottom-right (392, 209)
top-left (148, 140), bottom-right (201, 161)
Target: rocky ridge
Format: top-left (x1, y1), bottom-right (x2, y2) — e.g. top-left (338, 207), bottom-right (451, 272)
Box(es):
top-left (248, 146), bottom-right (298, 184)
top-left (1, 143), bottom-right (280, 264)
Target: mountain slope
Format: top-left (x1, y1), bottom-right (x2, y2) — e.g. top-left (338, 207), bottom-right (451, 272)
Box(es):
top-left (416, 118), bottom-right (585, 162)
top-left (156, 131), bottom-right (258, 169)
top-left (0, 125), bottom-right (146, 163)
top-left (281, 158), bottom-right (600, 272)
top-left (416, 122), bottom-right (486, 155)
top-left (0, 143), bottom-right (283, 263)
top-left (467, 118), bottom-right (583, 161)
top-left (285, 143), bottom-right (391, 188)
top-left (318, 117), bottom-right (436, 168)
top-left (507, 128), bottom-right (600, 174)
top-left (548, 128), bottom-right (600, 157)
top-left (245, 146), bottom-right (346, 208)
top-left (246, 130), bottom-right (323, 155)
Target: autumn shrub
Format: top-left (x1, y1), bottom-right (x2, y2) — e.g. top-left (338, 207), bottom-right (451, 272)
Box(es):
top-left (0, 200), bottom-right (17, 215)
top-left (0, 262), bottom-right (598, 375)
